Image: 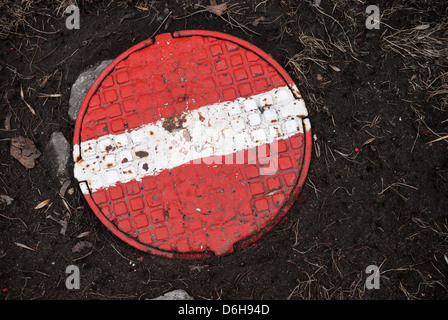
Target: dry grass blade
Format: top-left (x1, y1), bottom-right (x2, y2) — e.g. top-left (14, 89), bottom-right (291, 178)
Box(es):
top-left (330, 65), bottom-right (341, 72)
top-left (15, 242), bottom-right (36, 251)
top-left (34, 199), bottom-right (51, 209)
top-left (381, 17), bottom-right (448, 109)
top-left (20, 83), bottom-right (36, 115)
top-left (413, 24), bottom-right (430, 30)
top-left (77, 231), bottom-right (91, 238)
top-left (0, 213), bottom-right (27, 229)
top-left (362, 137), bottom-right (376, 147)
top-left (38, 93), bottom-right (61, 98)
top-left (426, 135), bottom-right (448, 144)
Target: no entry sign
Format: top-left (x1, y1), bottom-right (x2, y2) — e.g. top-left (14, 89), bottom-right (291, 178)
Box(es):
top-left (73, 30), bottom-right (312, 259)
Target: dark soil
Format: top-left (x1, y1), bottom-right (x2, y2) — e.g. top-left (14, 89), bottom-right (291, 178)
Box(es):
top-left (0, 0), bottom-right (447, 300)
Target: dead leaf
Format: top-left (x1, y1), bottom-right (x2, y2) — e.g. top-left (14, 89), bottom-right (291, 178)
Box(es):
top-left (59, 180), bottom-right (71, 197)
top-left (205, 3), bottom-right (227, 16)
top-left (316, 74), bottom-right (323, 81)
top-left (329, 65), bottom-right (341, 72)
top-left (413, 24), bottom-right (430, 30)
top-left (4, 111), bottom-right (12, 131)
top-left (76, 231), bottom-right (91, 238)
top-left (35, 199), bottom-right (51, 209)
top-left (0, 195), bottom-right (14, 205)
top-left (72, 241), bottom-right (93, 253)
top-left (59, 214), bottom-right (69, 235)
top-left (362, 137), bottom-right (376, 147)
top-left (252, 16), bottom-right (266, 27)
top-left (10, 136), bottom-right (41, 169)
top-left (46, 212), bottom-right (70, 235)
top-left (135, 6), bottom-right (149, 11)
top-left (15, 242), bottom-right (36, 251)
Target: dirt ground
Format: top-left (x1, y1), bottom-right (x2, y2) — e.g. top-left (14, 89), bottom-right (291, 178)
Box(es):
top-left (0, 0), bottom-right (447, 300)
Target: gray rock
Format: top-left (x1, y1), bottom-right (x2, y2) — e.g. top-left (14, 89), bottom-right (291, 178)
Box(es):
top-left (47, 132), bottom-right (71, 183)
top-left (149, 289), bottom-right (194, 300)
top-left (68, 60), bottom-right (113, 121)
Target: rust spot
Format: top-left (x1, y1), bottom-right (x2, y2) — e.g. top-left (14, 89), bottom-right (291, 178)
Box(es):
top-left (135, 150), bottom-right (149, 158)
top-left (270, 119), bottom-right (277, 123)
top-left (162, 113), bottom-right (187, 133)
top-left (122, 158), bottom-right (128, 163)
top-left (291, 86), bottom-right (301, 98)
top-left (106, 163), bottom-right (113, 168)
top-left (177, 94), bottom-right (189, 102)
top-left (198, 112), bottom-right (205, 122)
top-left (149, 130), bottom-right (154, 136)
top-left (105, 145), bottom-right (113, 152)
top-left (142, 163), bottom-right (149, 171)
top-left (262, 97), bottom-right (272, 106)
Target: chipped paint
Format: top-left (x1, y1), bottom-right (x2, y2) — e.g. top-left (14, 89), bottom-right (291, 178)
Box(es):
top-left (74, 86), bottom-right (308, 192)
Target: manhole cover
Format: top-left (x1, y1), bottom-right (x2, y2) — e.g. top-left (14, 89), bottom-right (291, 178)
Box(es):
top-left (73, 30), bottom-right (312, 259)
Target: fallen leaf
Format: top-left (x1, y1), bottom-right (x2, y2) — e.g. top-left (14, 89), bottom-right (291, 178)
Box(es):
top-left (4, 111), bottom-right (12, 131)
top-left (59, 214), bottom-right (69, 236)
top-left (205, 3), bottom-right (227, 16)
top-left (0, 195), bottom-right (14, 205)
top-left (76, 231), bottom-right (91, 238)
top-left (252, 16), bottom-right (266, 27)
top-left (413, 24), bottom-right (430, 30)
top-left (362, 137), bottom-right (376, 147)
top-left (135, 6), bottom-right (148, 11)
top-left (329, 65), bottom-right (341, 72)
top-left (46, 212), bottom-right (70, 235)
top-left (35, 199), bottom-right (51, 209)
top-left (15, 242), bottom-right (36, 251)
top-left (72, 241), bottom-right (93, 253)
top-left (59, 180), bottom-right (71, 197)
top-left (10, 136), bottom-right (41, 169)
top-left (316, 74), bottom-right (323, 81)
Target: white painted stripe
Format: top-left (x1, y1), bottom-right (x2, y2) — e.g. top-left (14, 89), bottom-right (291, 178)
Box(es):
top-left (74, 86), bottom-right (309, 192)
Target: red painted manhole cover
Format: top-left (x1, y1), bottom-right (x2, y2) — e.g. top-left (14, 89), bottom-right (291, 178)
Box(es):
top-left (73, 30), bottom-right (312, 259)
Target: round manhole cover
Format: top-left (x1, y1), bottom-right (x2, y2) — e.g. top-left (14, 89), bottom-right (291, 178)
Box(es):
top-left (73, 30), bottom-right (312, 259)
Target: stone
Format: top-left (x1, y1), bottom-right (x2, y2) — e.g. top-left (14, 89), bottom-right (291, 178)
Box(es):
top-left (149, 289), bottom-right (194, 300)
top-left (68, 59), bottom-right (113, 121)
top-left (47, 132), bottom-right (70, 183)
